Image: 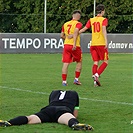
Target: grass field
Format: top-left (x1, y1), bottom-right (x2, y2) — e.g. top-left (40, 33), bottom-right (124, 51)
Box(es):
top-left (0, 53), bottom-right (132, 133)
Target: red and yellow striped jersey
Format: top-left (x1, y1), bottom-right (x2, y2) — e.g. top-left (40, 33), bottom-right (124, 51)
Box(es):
top-left (86, 16), bottom-right (108, 46)
top-left (62, 19), bottom-right (82, 47)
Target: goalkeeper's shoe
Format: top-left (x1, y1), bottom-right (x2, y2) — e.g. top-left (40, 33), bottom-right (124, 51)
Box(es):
top-left (92, 75), bottom-right (101, 87)
top-left (73, 79), bottom-right (81, 85)
top-left (72, 123), bottom-right (94, 131)
top-left (0, 120), bottom-right (11, 127)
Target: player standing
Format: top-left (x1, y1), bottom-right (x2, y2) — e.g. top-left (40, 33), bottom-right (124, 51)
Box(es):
top-left (79, 4), bottom-right (109, 86)
top-left (61, 10), bottom-right (83, 86)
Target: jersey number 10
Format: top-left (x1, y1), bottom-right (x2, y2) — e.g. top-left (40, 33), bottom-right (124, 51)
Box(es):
top-left (92, 22), bottom-right (100, 33)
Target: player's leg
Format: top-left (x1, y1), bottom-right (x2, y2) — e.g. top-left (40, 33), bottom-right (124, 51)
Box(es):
top-left (0, 114), bottom-right (42, 127)
top-left (58, 113), bottom-right (76, 125)
top-left (0, 120), bottom-right (11, 127)
top-left (0, 116), bottom-right (29, 127)
top-left (97, 49), bottom-right (109, 76)
top-left (90, 47), bottom-right (99, 76)
top-left (62, 63), bottom-right (69, 86)
top-left (62, 45), bottom-right (72, 86)
top-left (93, 61), bottom-right (98, 75)
top-left (27, 115), bottom-right (41, 124)
top-left (73, 47), bottom-right (82, 85)
top-left (92, 61), bottom-right (101, 87)
top-left (73, 61), bottom-right (82, 85)
top-left (90, 46), bottom-right (101, 86)
top-left (93, 47), bottom-right (109, 86)
top-left (97, 60), bottom-right (108, 76)
top-left (58, 113), bottom-right (93, 131)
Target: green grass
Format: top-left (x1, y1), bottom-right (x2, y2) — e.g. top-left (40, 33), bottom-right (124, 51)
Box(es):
top-left (0, 53), bottom-right (132, 133)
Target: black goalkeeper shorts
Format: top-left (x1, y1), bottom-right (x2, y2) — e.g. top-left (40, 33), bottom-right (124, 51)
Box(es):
top-left (35, 106), bottom-right (72, 123)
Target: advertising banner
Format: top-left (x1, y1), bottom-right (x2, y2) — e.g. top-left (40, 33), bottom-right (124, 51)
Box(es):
top-left (0, 33), bottom-right (132, 53)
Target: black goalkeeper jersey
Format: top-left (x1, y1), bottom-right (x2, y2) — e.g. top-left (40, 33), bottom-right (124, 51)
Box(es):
top-left (48, 90), bottom-right (79, 113)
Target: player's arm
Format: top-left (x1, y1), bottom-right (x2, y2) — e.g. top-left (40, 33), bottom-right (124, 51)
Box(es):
top-left (68, 22), bottom-right (82, 40)
top-left (73, 91), bottom-right (79, 118)
top-left (102, 26), bottom-right (108, 48)
top-left (72, 22), bottom-right (82, 50)
top-left (73, 109), bottom-right (78, 118)
top-left (102, 18), bottom-right (108, 49)
top-left (68, 26), bottom-right (87, 38)
top-left (72, 27), bottom-right (79, 50)
top-left (60, 25), bottom-right (66, 40)
top-left (60, 32), bottom-right (66, 40)
top-left (79, 26), bottom-right (88, 34)
top-left (79, 19), bottom-right (91, 34)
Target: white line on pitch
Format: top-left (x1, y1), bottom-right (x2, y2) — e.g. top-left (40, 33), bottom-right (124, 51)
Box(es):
top-left (80, 97), bottom-right (133, 106)
top-left (0, 86), bottom-right (133, 106)
top-left (0, 86), bottom-right (49, 95)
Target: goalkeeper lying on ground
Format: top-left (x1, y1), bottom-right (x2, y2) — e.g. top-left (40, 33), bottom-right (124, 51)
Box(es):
top-left (0, 90), bottom-right (93, 131)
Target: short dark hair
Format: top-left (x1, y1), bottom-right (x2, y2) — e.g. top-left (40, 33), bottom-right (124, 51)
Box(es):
top-left (72, 10), bottom-right (81, 15)
top-left (96, 4), bottom-right (105, 14)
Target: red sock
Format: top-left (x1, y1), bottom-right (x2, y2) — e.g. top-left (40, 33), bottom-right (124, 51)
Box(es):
top-left (75, 71), bottom-right (80, 78)
top-left (97, 62), bottom-right (108, 75)
top-left (62, 74), bottom-right (67, 81)
top-left (92, 64), bottom-right (98, 75)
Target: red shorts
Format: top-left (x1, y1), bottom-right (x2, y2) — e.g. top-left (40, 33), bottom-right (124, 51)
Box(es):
top-left (90, 46), bottom-right (109, 61)
top-left (62, 45), bottom-right (82, 63)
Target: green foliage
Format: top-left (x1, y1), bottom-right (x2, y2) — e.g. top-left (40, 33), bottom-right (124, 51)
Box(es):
top-left (0, 0), bottom-right (44, 32)
top-left (0, 0), bottom-right (132, 33)
top-left (100, 0), bottom-right (133, 33)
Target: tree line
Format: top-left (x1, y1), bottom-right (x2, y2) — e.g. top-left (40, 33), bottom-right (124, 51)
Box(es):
top-left (0, 0), bottom-right (133, 33)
